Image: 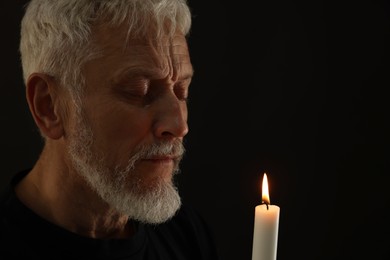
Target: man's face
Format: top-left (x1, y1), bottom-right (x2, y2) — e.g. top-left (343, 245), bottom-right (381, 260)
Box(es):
top-left (66, 25), bottom-right (193, 224)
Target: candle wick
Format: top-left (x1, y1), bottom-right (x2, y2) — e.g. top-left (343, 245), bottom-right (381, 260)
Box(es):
top-left (262, 200), bottom-right (269, 210)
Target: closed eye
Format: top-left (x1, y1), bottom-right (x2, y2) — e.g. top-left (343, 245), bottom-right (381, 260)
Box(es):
top-left (174, 87), bottom-right (188, 102)
top-left (174, 80), bottom-right (190, 102)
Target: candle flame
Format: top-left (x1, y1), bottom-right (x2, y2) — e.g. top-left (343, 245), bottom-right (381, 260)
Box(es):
top-left (262, 173), bottom-right (270, 205)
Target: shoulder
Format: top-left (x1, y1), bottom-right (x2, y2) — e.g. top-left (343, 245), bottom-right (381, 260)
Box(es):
top-left (0, 172), bottom-right (25, 256)
top-left (144, 203), bottom-right (220, 259)
top-left (0, 170), bottom-right (32, 238)
top-left (172, 203), bottom-right (211, 233)
top-left (145, 203), bottom-right (211, 237)
top-left (0, 169), bottom-right (29, 215)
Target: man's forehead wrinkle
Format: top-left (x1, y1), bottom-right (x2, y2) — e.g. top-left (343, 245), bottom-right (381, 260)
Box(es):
top-left (172, 56), bottom-right (192, 79)
top-left (113, 60), bottom-right (191, 81)
top-left (171, 47), bottom-right (189, 57)
top-left (114, 67), bottom-right (163, 80)
top-left (94, 27), bottom-right (192, 82)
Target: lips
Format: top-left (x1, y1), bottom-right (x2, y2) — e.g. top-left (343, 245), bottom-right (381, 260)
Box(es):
top-left (142, 155), bottom-right (178, 164)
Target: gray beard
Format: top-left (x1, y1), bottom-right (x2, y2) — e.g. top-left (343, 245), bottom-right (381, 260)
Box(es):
top-left (67, 109), bottom-right (184, 224)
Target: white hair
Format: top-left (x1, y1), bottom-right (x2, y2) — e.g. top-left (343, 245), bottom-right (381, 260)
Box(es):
top-left (20, 0), bottom-right (192, 95)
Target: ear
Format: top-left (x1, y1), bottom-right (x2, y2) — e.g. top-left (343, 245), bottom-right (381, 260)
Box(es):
top-left (26, 73), bottom-right (65, 140)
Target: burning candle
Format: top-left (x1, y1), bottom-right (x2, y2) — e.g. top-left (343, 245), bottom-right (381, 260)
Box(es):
top-left (251, 173), bottom-right (280, 260)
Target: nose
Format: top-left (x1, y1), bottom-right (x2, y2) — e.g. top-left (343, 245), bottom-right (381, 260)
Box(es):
top-left (152, 93), bottom-right (189, 140)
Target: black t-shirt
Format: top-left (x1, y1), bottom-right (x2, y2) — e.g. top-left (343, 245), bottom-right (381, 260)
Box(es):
top-left (0, 170), bottom-right (220, 259)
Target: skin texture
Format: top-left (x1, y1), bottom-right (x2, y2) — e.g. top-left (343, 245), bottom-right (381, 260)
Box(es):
top-left (15, 24), bottom-right (193, 239)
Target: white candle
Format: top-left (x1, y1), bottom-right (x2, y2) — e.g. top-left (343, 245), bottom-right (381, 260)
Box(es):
top-left (252, 173), bottom-right (280, 260)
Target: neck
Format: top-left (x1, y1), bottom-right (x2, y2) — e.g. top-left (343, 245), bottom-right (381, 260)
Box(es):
top-left (15, 145), bottom-right (134, 239)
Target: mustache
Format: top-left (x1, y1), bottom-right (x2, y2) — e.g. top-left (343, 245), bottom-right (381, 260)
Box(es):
top-left (132, 139), bottom-right (186, 161)
top-left (114, 139), bottom-right (185, 175)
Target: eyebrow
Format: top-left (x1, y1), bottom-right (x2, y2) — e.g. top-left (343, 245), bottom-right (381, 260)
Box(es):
top-left (114, 66), bottom-right (194, 82)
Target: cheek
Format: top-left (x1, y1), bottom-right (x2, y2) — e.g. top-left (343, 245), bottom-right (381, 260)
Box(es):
top-left (182, 103), bottom-right (188, 120)
top-left (87, 104), bottom-right (153, 154)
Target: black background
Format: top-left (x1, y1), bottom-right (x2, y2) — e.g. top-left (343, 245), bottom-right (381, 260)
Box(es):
top-left (1, 1), bottom-right (389, 260)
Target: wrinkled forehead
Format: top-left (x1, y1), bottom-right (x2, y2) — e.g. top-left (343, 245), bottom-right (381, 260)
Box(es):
top-left (90, 23), bottom-right (193, 80)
